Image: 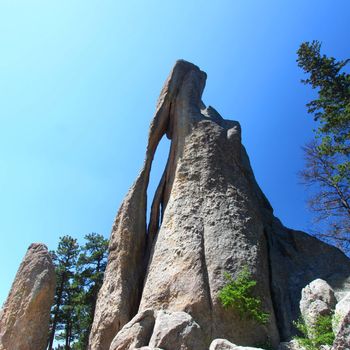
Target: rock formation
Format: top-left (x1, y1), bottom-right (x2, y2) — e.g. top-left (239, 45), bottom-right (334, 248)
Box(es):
top-left (88, 60), bottom-right (350, 350)
top-left (0, 243), bottom-right (56, 350)
top-left (109, 309), bottom-right (206, 350)
top-left (299, 279), bottom-right (336, 328)
top-left (279, 278), bottom-right (350, 350)
top-left (209, 339), bottom-right (264, 350)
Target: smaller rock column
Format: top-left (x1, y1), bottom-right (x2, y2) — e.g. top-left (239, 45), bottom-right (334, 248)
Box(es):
top-left (0, 243), bottom-right (56, 350)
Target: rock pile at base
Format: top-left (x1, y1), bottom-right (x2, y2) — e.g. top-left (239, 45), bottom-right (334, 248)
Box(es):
top-left (87, 60), bottom-right (350, 350)
top-left (109, 309), bottom-right (206, 350)
top-left (280, 278), bottom-right (350, 350)
top-left (0, 243), bottom-right (56, 350)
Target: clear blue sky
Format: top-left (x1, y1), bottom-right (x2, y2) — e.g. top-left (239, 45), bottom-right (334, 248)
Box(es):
top-left (1, 0), bottom-right (349, 305)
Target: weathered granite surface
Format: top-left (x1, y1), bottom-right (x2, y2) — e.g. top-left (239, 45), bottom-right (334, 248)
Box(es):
top-left (88, 60), bottom-right (350, 350)
top-left (0, 243), bottom-right (56, 350)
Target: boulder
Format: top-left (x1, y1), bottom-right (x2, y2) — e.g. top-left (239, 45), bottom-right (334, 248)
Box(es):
top-left (148, 310), bottom-right (205, 350)
top-left (299, 279), bottom-right (336, 327)
top-left (109, 310), bottom-right (156, 350)
top-left (109, 309), bottom-right (204, 350)
top-left (209, 338), bottom-right (264, 349)
top-left (210, 339), bottom-right (237, 350)
top-left (278, 340), bottom-right (303, 350)
top-left (0, 243), bottom-right (56, 350)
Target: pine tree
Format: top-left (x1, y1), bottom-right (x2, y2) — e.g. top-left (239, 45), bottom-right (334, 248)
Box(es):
top-left (297, 40), bottom-right (350, 157)
top-left (48, 236), bottom-right (80, 350)
top-left (48, 234), bottom-right (108, 350)
top-left (297, 41), bottom-right (350, 252)
top-left (71, 233), bottom-right (108, 349)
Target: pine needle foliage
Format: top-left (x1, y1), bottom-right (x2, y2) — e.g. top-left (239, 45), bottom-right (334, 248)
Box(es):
top-left (297, 40), bottom-right (350, 252)
top-left (218, 266), bottom-right (269, 325)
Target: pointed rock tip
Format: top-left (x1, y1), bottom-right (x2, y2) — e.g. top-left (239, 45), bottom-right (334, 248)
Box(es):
top-left (172, 59), bottom-right (207, 79)
top-left (174, 59), bottom-right (201, 70)
top-left (28, 242), bottom-right (49, 252)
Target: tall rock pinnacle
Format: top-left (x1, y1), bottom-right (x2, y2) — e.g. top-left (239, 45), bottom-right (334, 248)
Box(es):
top-left (88, 60), bottom-right (350, 350)
top-left (0, 243), bottom-right (56, 350)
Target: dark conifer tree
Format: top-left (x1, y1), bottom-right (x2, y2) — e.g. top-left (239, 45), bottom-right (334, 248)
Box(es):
top-left (72, 233), bottom-right (108, 349)
top-left (48, 233), bottom-right (108, 350)
top-left (297, 41), bottom-right (350, 252)
top-left (48, 236), bottom-right (80, 350)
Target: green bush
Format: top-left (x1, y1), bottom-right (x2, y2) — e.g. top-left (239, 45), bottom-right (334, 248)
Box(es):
top-left (293, 314), bottom-right (335, 350)
top-left (218, 266), bottom-right (269, 325)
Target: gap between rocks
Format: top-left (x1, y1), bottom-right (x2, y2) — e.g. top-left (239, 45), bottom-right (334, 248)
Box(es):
top-left (146, 135), bottom-right (171, 231)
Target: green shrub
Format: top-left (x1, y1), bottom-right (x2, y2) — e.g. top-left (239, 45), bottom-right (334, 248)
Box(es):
top-left (218, 266), bottom-right (269, 325)
top-left (293, 314), bottom-right (335, 350)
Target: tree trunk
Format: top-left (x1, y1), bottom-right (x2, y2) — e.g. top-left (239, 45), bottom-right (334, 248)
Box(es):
top-left (65, 320), bottom-right (69, 350)
top-left (48, 274), bottom-right (66, 350)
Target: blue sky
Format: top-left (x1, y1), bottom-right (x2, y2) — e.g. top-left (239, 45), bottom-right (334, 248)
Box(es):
top-left (0, 0), bottom-right (349, 305)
